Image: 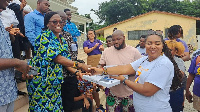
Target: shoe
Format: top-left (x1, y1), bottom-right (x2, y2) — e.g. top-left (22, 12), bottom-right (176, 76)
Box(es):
top-left (96, 104), bottom-right (105, 112)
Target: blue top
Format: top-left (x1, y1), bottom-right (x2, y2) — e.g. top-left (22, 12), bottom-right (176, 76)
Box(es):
top-left (63, 21), bottom-right (80, 42)
top-left (0, 18), bottom-right (17, 106)
top-left (188, 56), bottom-right (200, 97)
top-left (24, 9), bottom-right (45, 46)
top-left (83, 39), bottom-right (102, 56)
top-left (28, 29), bottom-right (71, 86)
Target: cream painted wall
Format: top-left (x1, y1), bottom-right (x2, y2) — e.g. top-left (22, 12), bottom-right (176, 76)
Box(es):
top-left (103, 13), bottom-right (197, 48)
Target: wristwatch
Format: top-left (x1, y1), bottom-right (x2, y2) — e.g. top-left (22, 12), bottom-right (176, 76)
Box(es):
top-left (122, 78), bottom-right (127, 85)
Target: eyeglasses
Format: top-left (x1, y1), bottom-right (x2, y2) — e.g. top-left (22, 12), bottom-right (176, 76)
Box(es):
top-left (49, 20), bottom-right (64, 25)
top-left (147, 30), bottom-right (163, 37)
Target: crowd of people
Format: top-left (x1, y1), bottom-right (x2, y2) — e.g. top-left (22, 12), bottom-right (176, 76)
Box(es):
top-left (0, 0), bottom-right (200, 112)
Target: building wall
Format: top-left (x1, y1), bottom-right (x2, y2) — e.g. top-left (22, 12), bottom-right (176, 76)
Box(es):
top-left (103, 13), bottom-right (197, 48)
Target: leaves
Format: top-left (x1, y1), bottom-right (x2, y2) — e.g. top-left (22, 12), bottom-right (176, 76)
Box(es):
top-left (92, 0), bottom-right (200, 26)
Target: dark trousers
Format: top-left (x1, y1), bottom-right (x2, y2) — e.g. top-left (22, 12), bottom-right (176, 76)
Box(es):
top-left (169, 87), bottom-right (184, 112)
top-left (11, 36), bottom-right (21, 59)
top-left (61, 77), bottom-right (78, 112)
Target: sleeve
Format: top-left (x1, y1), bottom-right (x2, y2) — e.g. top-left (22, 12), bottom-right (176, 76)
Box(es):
top-left (83, 41), bottom-right (88, 48)
top-left (47, 37), bottom-right (61, 61)
top-left (146, 64), bottom-right (173, 89)
top-left (37, 34), bottom-right (61, 61)
top-left (176, 58), bottom-right (186, 72)
top-left (98, 39), bottom-right (102, 45)
top-left (73, 23), bottom-right (81, 37)
top-left (133, 48), bottom-right (142, 61)
top-left (24, 14), bottom-right (36, 46)
top-left (188, 57), bottom-right (197, 74)
top-left (130, 57), bottom-right (146, 71)
top-left (181, 41), bottom-right (189, 52)
top-left (99, 50), bottom-right (106, 65)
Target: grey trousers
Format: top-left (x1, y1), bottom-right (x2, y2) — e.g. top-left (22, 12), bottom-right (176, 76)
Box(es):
top-left (0, 101), bottom-right (14, 112)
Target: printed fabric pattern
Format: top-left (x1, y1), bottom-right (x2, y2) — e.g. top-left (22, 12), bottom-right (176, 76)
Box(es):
top-left (27, 29), bottom-right (70, 112)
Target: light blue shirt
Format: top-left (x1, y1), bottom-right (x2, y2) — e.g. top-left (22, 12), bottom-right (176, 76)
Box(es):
top-left (24, 9), bottom-right (45, 46)
top-left (0, 18), bottom-right (17, 106)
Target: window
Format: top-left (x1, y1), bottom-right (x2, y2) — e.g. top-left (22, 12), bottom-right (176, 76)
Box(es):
top-left (128, 30), bottom-right (149, 40)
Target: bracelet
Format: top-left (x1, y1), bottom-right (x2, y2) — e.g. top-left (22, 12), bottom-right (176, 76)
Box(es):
top-left (102, 66), bottom-right (108, 75)
top-left (122, 78), bottom-right (127, 85)
top-left (73, 61), bottom-right (78, 69)
top-left (74, 70), bottom-right (79, 76)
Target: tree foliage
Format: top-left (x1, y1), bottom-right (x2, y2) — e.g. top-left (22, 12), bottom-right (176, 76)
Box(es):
top-left (92, 0), bottom-right (200, 26)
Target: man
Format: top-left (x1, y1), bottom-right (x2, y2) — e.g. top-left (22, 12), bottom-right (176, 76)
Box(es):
top-left (106, 35), bottom-right (113, 47)
top-left (99, 30), bottom-right (141, 112)
top-left (0, 0), bottom-right (31, 111)
top-left (63, 8), bottom-right (80, 57)
top-left (136, 35), bottom-right (146, 56)
top-left (24, 0), bottom-right (50, 47)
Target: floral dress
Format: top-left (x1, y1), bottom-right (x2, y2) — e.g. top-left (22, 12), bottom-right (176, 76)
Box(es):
top-left (27, 30), bottom-right (70, 112)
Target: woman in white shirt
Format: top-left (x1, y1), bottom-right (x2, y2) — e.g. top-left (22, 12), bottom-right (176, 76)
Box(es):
top-left (90, 30), bottom-right (183, 112)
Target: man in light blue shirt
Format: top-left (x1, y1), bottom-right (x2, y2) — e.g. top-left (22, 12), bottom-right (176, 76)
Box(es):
top-left (24, 0), bottom-right (50, 46)
top-left (63, 9), bottom-right (80, 47)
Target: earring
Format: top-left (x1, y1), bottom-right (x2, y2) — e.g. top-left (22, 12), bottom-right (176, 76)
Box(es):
top-left (161, 52), bottom-right (164, 56)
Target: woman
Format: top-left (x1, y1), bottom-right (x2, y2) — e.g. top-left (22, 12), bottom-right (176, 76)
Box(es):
top-left (186, 55), bottom-right (200, 112)
top-left (27, 12), bottom-right (89, 112)
top-left (165, 25), bottom-right (190, 61)
top-left (83, 29), bottom-right (105, 111)
top-left (90, 31), bottom-right (182, 112)
top-left (165, 40), bottom-right (186, 112)
top-left (83, 29), bottom-right (104, 67)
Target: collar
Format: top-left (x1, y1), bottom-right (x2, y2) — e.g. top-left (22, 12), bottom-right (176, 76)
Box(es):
top-left (66, 20), bottom-right (71, 23)
top-left (34, 9), bottom-right (45, 16)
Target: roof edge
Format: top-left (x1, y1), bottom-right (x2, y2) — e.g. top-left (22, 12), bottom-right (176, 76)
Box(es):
top-left (96, 10), bottom-right (200, 32)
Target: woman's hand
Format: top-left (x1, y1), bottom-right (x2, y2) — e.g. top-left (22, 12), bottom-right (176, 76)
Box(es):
top-left (89, 67), bottom-right (103, 75)
top-left (186, 90), bottom-right (193, 103)
top-left (83, 98), bottom-right (90, 109)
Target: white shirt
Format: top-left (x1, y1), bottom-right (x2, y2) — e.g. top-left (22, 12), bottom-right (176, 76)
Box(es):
top-left (131, 55), bottom-right (173, 112)
top-left (0, 8), bottom-right (19, 28)
top-left (136, 46), bottom-right (146, 56)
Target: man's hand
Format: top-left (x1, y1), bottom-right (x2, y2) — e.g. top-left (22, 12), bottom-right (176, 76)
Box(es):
top-left (20, 0), bottom-right (27, 10)
top-left (15, 60), bottom-right (31, 80)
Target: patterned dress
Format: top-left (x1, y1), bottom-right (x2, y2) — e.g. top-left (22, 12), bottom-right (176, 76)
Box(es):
top-left (27, 30), bottom-right (70, 112)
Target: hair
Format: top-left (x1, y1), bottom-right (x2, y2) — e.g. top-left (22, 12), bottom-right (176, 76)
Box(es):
top-left (165, 40), bottom-right (185, 56)
top-left (43, 11), bottom-right (58, 31)
top-left (146, 31), bottom-right (183, 90)
top-left (87, 29), bottom-right (96, 40)
top-left (168, 25), bottom-right (183, 39)
top-left (113, 27), bottom-right (117, 32)
top-left (37, 0), bottom-right (49, 3)
top-left (64, 9), bottom-right (70, 13)
top-left (106, 35), bottom-right (112, 40)
top-left (140, 35), bottom-right (146, 39)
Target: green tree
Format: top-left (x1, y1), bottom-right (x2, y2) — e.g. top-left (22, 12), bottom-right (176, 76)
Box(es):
top-left (93, 0), bottom-right (200, 26)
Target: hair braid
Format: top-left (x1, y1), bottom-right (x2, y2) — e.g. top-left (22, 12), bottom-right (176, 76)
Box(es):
top-left (162, 41), bottom-right (183, 90)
